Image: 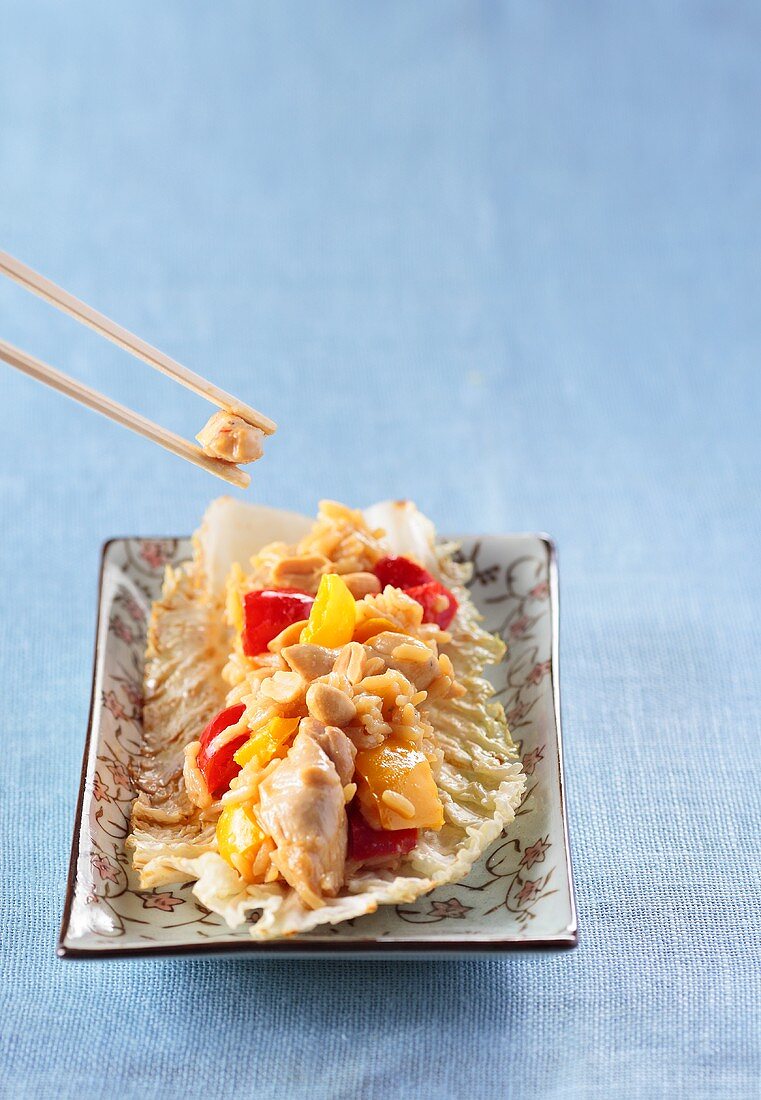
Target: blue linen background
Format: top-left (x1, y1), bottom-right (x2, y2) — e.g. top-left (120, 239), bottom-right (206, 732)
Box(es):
top-left (1, 2), bottom-right (759, 1096)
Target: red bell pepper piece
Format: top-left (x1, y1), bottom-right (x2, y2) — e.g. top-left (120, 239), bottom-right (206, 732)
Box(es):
top-left (374, 556), bottom-right (458, 629)
top-left (242, 589), bottom-right (315, 656)
top-left (374, 555), bottom-right (434, 590)
top-left (348, 808), bottom-right (418, 863)
top-left (197, 703), bottom-right (247, 798)
top-left (406, 580), bottom-right (458, 630)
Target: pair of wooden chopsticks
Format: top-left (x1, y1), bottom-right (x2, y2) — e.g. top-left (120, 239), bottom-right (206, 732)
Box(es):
top-left (0, 250), bottom-right (275, 487)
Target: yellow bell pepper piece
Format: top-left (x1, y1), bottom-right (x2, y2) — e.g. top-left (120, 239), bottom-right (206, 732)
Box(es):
top-left (216, 802), bottom-right (265, 882)
top-left (233, 715), bottom-right (299, 769)
top-left (355, 737), bottom-right (444, 831)
top-left (300, 573), bottom-right (356, 648)
top-left (353, 616), bottom-right (402, 643)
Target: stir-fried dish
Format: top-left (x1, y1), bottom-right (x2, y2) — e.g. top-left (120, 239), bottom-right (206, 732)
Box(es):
top-left (127, 498), bottom-right (525, 939)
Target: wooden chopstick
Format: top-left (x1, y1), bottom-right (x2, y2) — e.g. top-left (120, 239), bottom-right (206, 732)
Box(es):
top-left (0, 336), bottom-right (251, 488)
top-left (0, 249), bottom-right (276, 436)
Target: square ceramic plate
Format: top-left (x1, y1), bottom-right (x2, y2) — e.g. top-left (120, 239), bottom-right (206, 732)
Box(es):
top-left (59, 532), bottom-right (576, 958)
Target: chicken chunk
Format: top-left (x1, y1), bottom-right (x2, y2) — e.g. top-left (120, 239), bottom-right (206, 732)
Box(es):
top-left (257, 729), bottom-right (348, 908)
top-left (196, 410), bottom-right (265, 465)
top-left (299, 718), bottom-right (356, 785)
top-left (369, 631), bottom-right (439, 690)
top-left (282, 643), bottom-right (337, 681)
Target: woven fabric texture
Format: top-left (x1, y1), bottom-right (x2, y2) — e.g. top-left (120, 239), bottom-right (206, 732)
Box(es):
top-left (0, 3), bottom-right (759, 1097)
